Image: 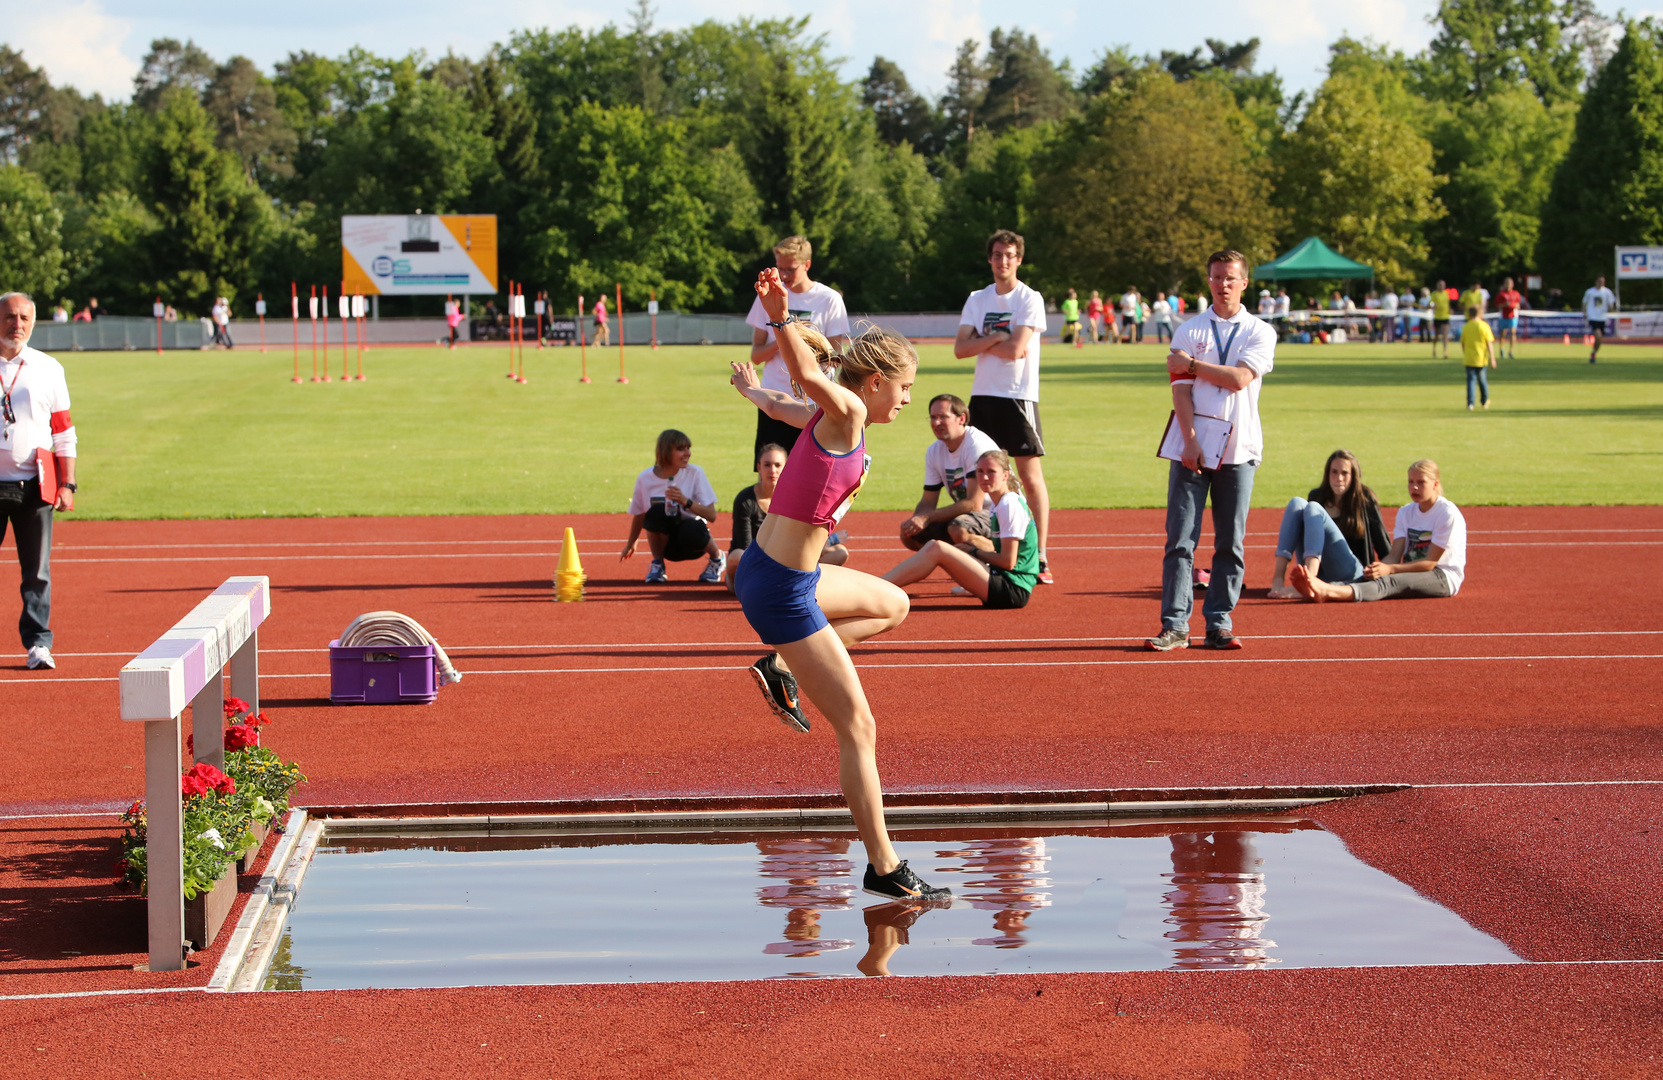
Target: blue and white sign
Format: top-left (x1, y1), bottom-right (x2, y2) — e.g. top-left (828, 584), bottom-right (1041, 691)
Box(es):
top-left (1616, 246), bottom-right (1663, 279)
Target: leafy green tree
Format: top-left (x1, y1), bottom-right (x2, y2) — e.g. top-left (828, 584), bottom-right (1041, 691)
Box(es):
top-left (1418, 0), bottom-right (1606, 105)
top-left (1032, 73), bottom-right (1277, 298)
top-left (940, 40), bottom-right (991, 145)
top-left (0, 46), bottom-right (50, 164)
top-left (735, 51), bottom-right (852, 249)
top-left (825, 139), bottom-right (940, 309)
top-left (525, 102), bottom-right (736, 310)
top-left (922, 125), bottom-right (1046, 306)
top-left (133, 39), bottom-right (215, 111)
top-left (204, 56), bottom-right (297, 183)
top-left (979, 29), bottom-right (1078, 135)
top-left (1273, 73), bottom-right (1444, 285)
top-left (862, 58), bottom-right (937, 154)
top-left (0, 166), bottom-right (65, 296)
top-left (58, 188), bottom-right (160, 310)
top-left (1538, 19), bottom-right (1663, 291)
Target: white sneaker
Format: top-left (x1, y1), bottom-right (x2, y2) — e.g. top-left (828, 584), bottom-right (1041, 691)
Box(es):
top-left (698, 551), bottom-right (725, 584)
top-left (26, 645), bottom-right (54, 670)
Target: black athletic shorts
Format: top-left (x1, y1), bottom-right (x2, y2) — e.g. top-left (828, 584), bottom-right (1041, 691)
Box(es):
top-left (754, 409), bottom-right (802, 468)
top-left (643, 505), bottom-right (712, 561)
top-left (984, 567), bottom-right (1031, 610)
top-left (969, 395), bottom-right (1045, 458)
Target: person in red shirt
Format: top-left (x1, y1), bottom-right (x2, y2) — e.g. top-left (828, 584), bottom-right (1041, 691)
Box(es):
top-left (1494, 277), bottom-right (1523, 360)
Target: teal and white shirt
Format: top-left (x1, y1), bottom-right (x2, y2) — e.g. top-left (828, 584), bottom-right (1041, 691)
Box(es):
top-left (992, 491), bottom-right (1040, 591)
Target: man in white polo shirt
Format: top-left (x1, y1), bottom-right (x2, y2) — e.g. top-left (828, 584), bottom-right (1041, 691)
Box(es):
top-left (898, 393), bottom-right (999, 551)
top-left (744, 234), bottom-right (850, 464)
top-left (955, 229), bottom-right (1053, 584)
top-left (1582, 275), bottom-right (1617, 364)
top-left (0, 292), bottom-right (77, 669)
top-left (1146, 249), bottom-right (1275, 651)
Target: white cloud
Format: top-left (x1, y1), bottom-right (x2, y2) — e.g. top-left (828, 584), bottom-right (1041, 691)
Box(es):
top-left (12, 0), bottom-right (139, 100)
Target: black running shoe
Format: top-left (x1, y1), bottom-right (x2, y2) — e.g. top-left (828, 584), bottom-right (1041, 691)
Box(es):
top-left (749, 653), bottom-right (808, 733)
top-left (863, 860), bottom-right (951, 901)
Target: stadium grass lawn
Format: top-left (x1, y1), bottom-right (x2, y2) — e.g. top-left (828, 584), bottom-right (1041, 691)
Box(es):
top-left (61, 339), bottom-right (1662, 519)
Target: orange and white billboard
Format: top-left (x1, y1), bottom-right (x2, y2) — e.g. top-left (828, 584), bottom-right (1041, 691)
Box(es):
top-left (342, 215), bottom-right (497, 295)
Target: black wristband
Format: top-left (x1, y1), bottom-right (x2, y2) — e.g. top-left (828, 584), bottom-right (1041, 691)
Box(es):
top-left (766, 316), bottom-right (796, 329)
top-left (62, 482), bottom-right (77, 493)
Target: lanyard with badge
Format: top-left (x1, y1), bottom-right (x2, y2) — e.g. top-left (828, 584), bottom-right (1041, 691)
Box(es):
top-left (1210, 319), bottom-right (1240, 367)
top-left (0, 357), bottom-right (20, 439)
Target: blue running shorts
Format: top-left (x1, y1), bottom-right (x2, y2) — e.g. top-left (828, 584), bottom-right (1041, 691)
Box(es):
top-left (735, 543), bottom-right (828, 646)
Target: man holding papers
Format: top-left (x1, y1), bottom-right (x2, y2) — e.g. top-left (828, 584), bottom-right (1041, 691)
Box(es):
top-left (1147, 250), bottom-right (1276, 651)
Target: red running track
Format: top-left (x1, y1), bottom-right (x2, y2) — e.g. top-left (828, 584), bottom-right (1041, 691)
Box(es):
top-left (0, 507), bottom-right (1658, 1076)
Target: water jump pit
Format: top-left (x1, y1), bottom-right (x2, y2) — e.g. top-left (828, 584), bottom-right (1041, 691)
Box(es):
top-left (246, 809), bottom-right (1521, 991)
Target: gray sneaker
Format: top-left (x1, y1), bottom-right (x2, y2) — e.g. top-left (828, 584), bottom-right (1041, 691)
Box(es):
top-left (1145, 628), bottom-right (1189, 652)
top-left (26, 645), bottom-right (54, 670)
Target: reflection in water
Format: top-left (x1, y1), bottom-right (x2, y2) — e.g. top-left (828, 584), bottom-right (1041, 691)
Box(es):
top-left (936, 837), bottom-right (1052, 948)
top-left (1162, 831), bottom-right (1278, 970)
top-left (755, 838), bottom-right (856, 958)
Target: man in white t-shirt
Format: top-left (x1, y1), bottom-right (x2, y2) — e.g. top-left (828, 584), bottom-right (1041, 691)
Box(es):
top-left (744, 235), bottom-right (851, 462)
top-left (1146, 249), bottom-right (1276, 651)
top-left (1582, 275), bottom-right (1617, 364)
top-left (210, 297), bottom-right (233, 349)
top-left (1379, 288), bottom-right (1399, 342)
top-left (1119, 287), bottom-right (1142, 342)
top-left (0, 293), bottom-right (78, 670)
top-left (899, 394), bottom-right (998, 551)
top-left (955, 229), bottom-right (1053, 583)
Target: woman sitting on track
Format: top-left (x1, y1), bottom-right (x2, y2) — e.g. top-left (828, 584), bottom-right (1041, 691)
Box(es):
top-left (619, 429), bottom-right (725, 584)
top-left (1292, 459), bottom-right (1467, 603)
top-left (724, 444), bottom-right (851, 594)
top-left (880, 449), bottom-right (1038, 609)
top-left (1268, 449), bottom-right (1390, 598)
top-left (730, 266), bottom-right (949, 903)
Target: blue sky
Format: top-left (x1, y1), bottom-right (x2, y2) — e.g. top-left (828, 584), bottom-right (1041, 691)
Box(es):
top-left (10, 0), bottom-right (1647, 103)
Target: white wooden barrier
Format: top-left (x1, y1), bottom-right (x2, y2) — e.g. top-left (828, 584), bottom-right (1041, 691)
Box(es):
top-left (119, 576), bottom-right (270, 971)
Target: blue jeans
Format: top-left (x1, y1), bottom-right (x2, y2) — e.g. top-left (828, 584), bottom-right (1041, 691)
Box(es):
top-left (1465, 365), bottom-right (1489, 406)
top-left (1161, 460), bottom-right (1256, 634)
top-left (1275, 498), bottom-right (1365, 583)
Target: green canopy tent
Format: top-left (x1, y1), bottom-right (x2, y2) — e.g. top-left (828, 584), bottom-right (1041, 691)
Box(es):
top-left (1252, 237), bottom-right (1373, 283)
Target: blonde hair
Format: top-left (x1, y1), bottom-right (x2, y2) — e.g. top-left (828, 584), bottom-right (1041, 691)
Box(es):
top-left (977, 449), bottom-right (1022, 494)
top-left (789, 323), bottom-right (917, 400)
top-left (774, 235), bottom-right (812, 262)
top-left (1408, 458), bottom-right (1442, 494)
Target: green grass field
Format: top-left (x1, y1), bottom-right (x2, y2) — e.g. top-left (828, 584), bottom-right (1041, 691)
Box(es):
top-left (59, 338), bottom-right (1662, 519)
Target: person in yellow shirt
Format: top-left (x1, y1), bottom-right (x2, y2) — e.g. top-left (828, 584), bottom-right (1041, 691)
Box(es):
top-left (1459, 282), bottom-right (1485, 317)
top-left (1430, 279), bottom-right (1453, 358)
top-left (1460, 305), bottom-right (1496, 410)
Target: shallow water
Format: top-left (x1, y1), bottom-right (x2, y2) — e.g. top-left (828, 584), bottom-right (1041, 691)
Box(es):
top-left (265, 817), bottom-right (1521, 990)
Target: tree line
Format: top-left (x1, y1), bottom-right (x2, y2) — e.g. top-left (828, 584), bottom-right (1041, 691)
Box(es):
top-left (0, 0), bottom-right (1658, 320)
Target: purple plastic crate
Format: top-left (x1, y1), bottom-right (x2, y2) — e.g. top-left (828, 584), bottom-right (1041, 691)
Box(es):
top-left (329, 640), bottom-right (438, 705)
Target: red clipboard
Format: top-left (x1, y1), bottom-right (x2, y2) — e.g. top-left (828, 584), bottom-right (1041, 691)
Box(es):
top-left (36, 449), bottom-right (57, 505)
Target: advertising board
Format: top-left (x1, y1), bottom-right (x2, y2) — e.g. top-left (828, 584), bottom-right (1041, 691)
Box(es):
top-left (342, 215), bottom-right (498, 295)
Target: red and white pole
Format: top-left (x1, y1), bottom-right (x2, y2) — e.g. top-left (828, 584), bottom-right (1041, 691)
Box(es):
top-left (338, 283), bottom-right (350, 382)
top-left (650, 289), bottom-right (658, 350)
top-left (320, 285), bottom-right (331, 381)
top-left (310, 286), bottom-right (321, 382)
top-left (578, 295), bottom-right (590, 383)
top-left (257, 292), bottom-right (267, 353)
top-left (290, 283), bottom-right (301, 382)
top-left (616, 282), bottom-right (628, 384)
top-left (153, 296), bottom-right (163, 354)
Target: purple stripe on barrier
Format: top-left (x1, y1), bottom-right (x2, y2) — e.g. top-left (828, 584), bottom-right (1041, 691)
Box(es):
top-left (131, 637), bottom-right (209, 697)
top-left (211, 580), bottom-right (268, 628)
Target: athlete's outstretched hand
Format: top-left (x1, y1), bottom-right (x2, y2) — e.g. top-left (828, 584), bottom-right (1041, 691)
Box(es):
top-left (730, 359), bottom-right (761, 396)
top-left (756, 267), bottom-right (789, 323)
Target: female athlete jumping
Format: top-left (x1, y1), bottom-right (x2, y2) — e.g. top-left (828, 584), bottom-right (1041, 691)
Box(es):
top-left (730, 267), bottom-right (950, 903)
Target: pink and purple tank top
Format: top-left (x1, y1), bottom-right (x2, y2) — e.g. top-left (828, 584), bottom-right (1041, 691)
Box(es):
top-left (769, 410), bottom-right (870, 528)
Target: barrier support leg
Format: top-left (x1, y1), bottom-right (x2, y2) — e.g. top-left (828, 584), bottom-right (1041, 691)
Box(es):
top-left (230, 631), bottom-right (259, 716)
top-left (144, 717), bottom-right (186, 971)
top-left (191, 674), bottom-right (223, 771)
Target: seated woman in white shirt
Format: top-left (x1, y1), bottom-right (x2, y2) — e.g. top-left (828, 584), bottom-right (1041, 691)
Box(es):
top-left (1292, 459), bottom-right (1467, 602)
top-left (881, 450), bottom-right (1038, 610)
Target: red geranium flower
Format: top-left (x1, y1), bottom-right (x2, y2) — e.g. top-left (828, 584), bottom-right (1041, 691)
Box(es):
top-left (181, 761), bottom-right (236, 797)
top-left (223, 697), bottom-right (250, 719)
top-left (244, 711), bottom-right (269, 728)
top-left (185, 733), bottom-right (193, 755)
top-left (223, 725), bottom-right (260, 751)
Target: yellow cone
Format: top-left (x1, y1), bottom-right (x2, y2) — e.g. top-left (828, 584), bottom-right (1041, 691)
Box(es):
top-left (557, 527), bottom-right (584, 576)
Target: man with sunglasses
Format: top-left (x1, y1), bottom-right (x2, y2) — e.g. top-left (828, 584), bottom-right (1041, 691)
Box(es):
top-left (1146, 250), bottom-right (1275, 652)
top-left (0, 292), bottom-right (76, 670)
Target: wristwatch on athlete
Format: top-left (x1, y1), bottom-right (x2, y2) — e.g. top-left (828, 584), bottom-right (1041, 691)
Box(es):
top-left (1187, 357), bottom-right (1197, 375)
top-left (62, 482), bottom-right (77, 493)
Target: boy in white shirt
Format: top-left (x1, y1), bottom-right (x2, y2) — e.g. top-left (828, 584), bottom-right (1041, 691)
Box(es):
top-left (744, 235), bottom-right (851, 460)
top-left (955, 229), bottom-right (1053, 583)
top-left (1582, 275), bottom-right (1617, 364)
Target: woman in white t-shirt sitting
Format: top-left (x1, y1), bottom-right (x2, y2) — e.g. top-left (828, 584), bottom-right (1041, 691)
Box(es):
top-left (621, 429), bottom-right (724, 584)
top-left (1291, 459), bottom-right (1467, 603)
top-left (881, 450), bottom-right (1038, 609)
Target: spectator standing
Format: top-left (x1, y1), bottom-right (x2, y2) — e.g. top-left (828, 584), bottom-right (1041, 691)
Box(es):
top-left (0, 293), bottom-right (77, 670)
top-left (444, 298), bottom-right (462, 348)
top-left (1145, 249), bottom-right (1275, 651)
top-left (1379, 286), bottom-right (1398, 342)
top-left (50, 304), bottom-right (67, 324)
top-left (1430, 281), bottom-right (1452, 357)
top-left (1494, 277), bottom-right (1523, 359)
top-left (1274, 288), bottom-right (1290, 322)
top-left (210, 296), bottom-right (234, 349)
top-left (163, 306), bottom-right (179, 322)
top-left (1153, 292), bottom-right (1174, 343)
top-left (1086, 290), bottom-right (1105, 343)
top-left (1583, 275), bottom-right (1617, 363)
top-left (898, 394), bottom-right (998, 551)
top-left (1459, 281), bottom-right (1485, 318)
top-left (955, 229), bottom-right (1054, 584)
top-left (1460, 305), bottom-right (1497, 410)
top-left (744, 235), bottom-right (851, 463)
top-left (592, 294), bottom-right (609, 347)
top-left (85, 298), bottom-right (100, 320)
top-left (1060, 289), bottom-right (1081, 344)
top-left (1120, 287), bottom-right (1142, 343)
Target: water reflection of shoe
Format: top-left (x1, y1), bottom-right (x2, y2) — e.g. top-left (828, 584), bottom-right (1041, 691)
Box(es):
top-left (749, 653), bottom-right (808, 733)
top-left (862, 860), bottom-right (951, 901)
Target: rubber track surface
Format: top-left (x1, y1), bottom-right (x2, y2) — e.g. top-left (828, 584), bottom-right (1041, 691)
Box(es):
top-left (0, 507), bottom-right (1658, 1077)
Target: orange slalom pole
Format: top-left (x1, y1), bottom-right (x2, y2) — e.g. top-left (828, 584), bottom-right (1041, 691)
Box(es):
top-left (578, 295), bottom-right (590, 383)
top-left (616, 282), bottom-right (628, 383)
top-left (536, 291), bottom-right (545, 349)
top-left (338, 283), bottom-right (349, 382)
top-left (506, 281), bottom-right (518, 379)
top-left (290, 283), bottom-right (301, 382)
top-left (357, 297), bottom-right (366, 380)
top-left (515, 285), bottom-right (527, 383)
top-left (318, 286), bottom-right (330, 381)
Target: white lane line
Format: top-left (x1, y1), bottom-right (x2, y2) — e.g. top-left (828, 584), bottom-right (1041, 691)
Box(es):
top-left (0, 987), bottom-right (207, 1002)
top-left (42, 630), bottom-right (1663, 660)
top-left (9, 652), bottom-right (1654, 684)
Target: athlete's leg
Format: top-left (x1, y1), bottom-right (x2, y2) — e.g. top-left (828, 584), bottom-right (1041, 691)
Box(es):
top-left (814, 562), bottom-right (909, 648)
top-left (773, 626), bottom-right (900, 874)
top-left (1014, 455), bottom-right (1050, 557)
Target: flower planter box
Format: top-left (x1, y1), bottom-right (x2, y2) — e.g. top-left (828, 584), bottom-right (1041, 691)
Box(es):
top-left (237, 819), bottom-right (270, 875)
top-left (185, 867), bottom-right (236, 950)
top-left (329, 640), bottom-right (438, 705)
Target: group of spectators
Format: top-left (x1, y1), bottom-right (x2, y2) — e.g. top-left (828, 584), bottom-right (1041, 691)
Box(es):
top-left (1062, 288), bottom-right (1183, 345)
